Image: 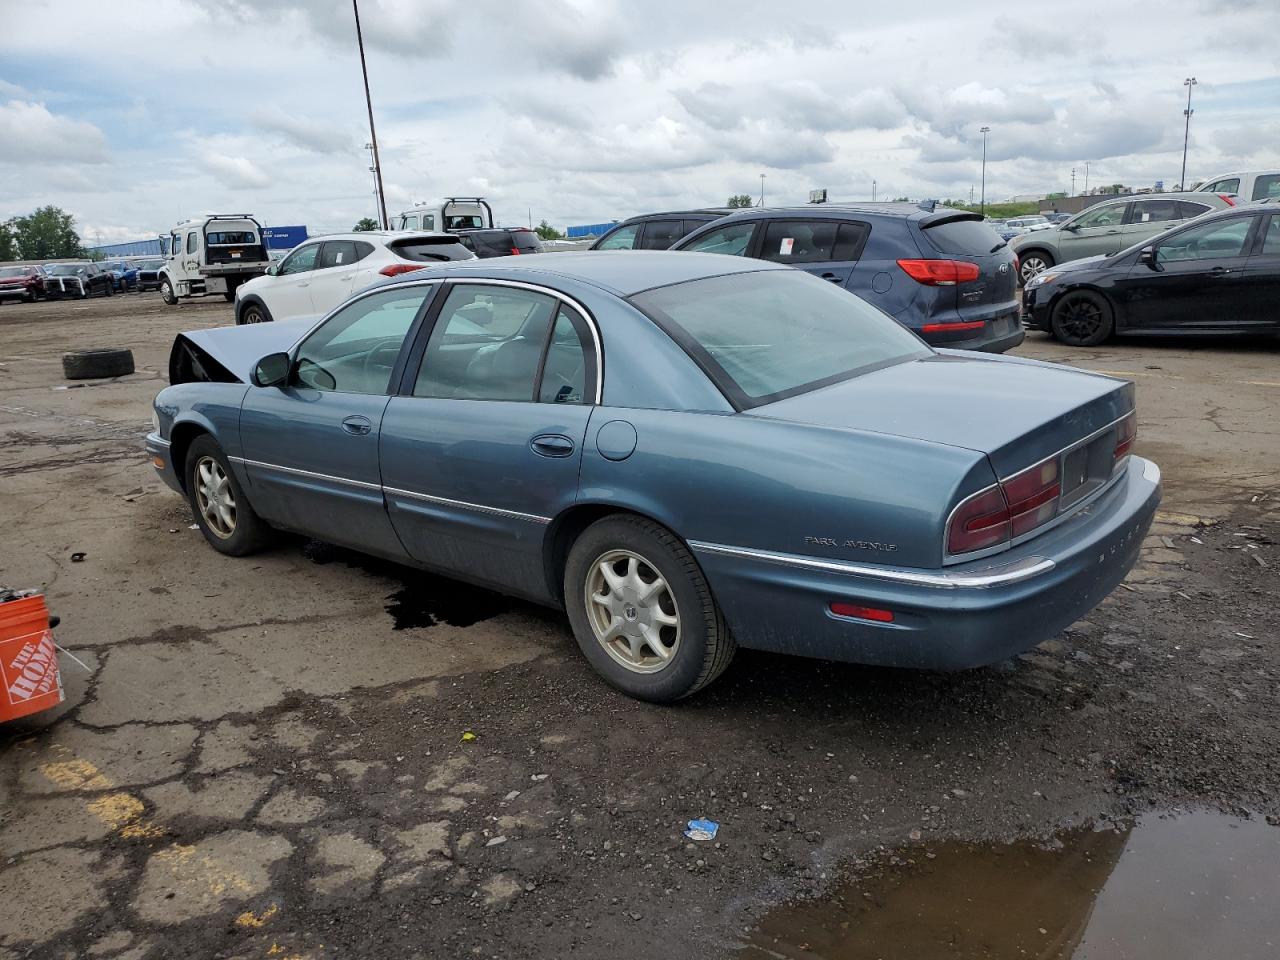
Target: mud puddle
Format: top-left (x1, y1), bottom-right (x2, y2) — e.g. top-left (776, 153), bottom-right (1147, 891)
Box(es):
top-left (743, 811), bottom-right (1280, 959)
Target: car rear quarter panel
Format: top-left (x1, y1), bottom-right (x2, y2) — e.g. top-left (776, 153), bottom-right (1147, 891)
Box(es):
top-left (577, 407), bottom-right (994, 571)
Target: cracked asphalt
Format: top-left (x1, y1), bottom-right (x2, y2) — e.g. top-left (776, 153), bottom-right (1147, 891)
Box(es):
top-left (1, 293), bottom-right (1277, 959)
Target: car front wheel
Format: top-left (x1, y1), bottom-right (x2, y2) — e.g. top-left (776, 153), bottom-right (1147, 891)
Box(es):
top-left (564, 515), bottom-right (735, 702)
top-left (184, 435), bottom-right (273, 556)
top-left (1018, 251), bottom-right (1054, 285)
top-left (1050, 290), bottom-right (1114, 347)
top-left (238, 301), bottom-right (270, 325)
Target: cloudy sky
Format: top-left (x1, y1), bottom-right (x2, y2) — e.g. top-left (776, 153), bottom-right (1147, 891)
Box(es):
top-left (2, 0), bottom-right (1278, 243)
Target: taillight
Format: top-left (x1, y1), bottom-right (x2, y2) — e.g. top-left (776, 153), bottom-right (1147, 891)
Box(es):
top-left (1218, 193), bottom-right (1236, 206)
top-left (947, 459), bottom-right (1063, 555)
top-left (1002, 458), bottom-right (1061, 538)
top-left (1114, 413), bottom-right (1136, 461)
top-left (897, 259), bottom-right (981, 286)
top-left (830, 602), bottom-right (895, 623)
top-left (510, 247), bottom-right (521, 255)
top-left (947, 486), bottom-right (1011, 555)
top-left (379, 263), bottom-right (428, 277)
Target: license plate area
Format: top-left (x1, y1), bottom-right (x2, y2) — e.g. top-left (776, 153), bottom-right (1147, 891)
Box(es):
top-left (1060, 431), bottom-right (1115, 507)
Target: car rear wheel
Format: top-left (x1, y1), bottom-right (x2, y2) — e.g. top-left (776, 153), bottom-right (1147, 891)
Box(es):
top-left (160, 278), bottom-right (177, 305)
top-left (184, 435), bottom-right (273, 556)
top-left (1051, 290), bottom-right (1114, 347)
top-left (564, 515), bottom-right (735, 702)
top-left (1018, 250), bottom-right (1054, 285)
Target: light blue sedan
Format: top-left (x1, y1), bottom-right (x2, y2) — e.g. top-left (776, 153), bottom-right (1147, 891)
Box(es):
top-left (147, 252), bottom-right (1160, 701)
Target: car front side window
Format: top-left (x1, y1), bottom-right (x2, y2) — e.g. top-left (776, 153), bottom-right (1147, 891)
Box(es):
top-left (597, 224), bottom-right (640, 250)
top-left (1207, 177), bottom-right (1241, 194)
top-left (292, 287), bottom-right (430, 394)
top-left (1157, 217), bottom-right (1255, 263)
top-left (1074, 203), bottom-right (1127, 229)
top-left (683, 221), bottom-right (756, 257)
top-left (186, 232), bottom-right (198, 254)
top-left (1252, 175), bottom-right (1280, 201)
top-left (279, 244), bottom-right (320, 275)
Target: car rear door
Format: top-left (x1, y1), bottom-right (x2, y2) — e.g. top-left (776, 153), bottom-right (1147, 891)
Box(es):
top-left (1239, 213), bottom-right (1280, 329)
top-left (1119, 198), bottom-right (1183, 249)
top-left (1122, 214), bottom-right (1259, 329)
top-left (755, 219), bottom-right (866, 286)
top-left (237, 284), bottom-right (436, 557)
top-left (380, 281), bottom-right (598, 600)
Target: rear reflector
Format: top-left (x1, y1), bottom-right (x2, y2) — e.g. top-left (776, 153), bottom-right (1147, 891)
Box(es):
top-left (1114, 412), bottom-right (1136, 460)
top-left (921, 320), bottom-right (986, 334)
top-left (830, 602), bottom-right (895, 623)
top-left (897, 259), bottom-right (981, 285)
top-left (379, 263), bottom-right (429, 277)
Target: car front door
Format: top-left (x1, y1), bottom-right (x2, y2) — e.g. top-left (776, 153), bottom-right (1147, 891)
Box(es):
top-left (306, 240), bottom-right (363, 315)
top-left (380, 281), bottom-right (598, 600)
top-left (270, 242), bottom-right (322, 319)
top-left (1119, 198), bottom-right (1183, 249)
top-left (677, 220), bottom-right (760, 258)
top-left (237, 283), bottom-right (437, 557)
top-left (1058, 201), bottom-right (1129, 261)
top-left (756, 219), bottom-right (867, 286)
top-left (1120, 215), bottom-right (1259, 329)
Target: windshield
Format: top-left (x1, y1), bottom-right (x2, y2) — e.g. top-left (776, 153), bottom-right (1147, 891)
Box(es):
top-left (631, 269), bottom-right (928, 408)
top-left (0, 267), bottom-right (27, 278)
top-left (46, 264), bottom-right (84, 276)
top-left (138, 259), bottom-right (164, 269)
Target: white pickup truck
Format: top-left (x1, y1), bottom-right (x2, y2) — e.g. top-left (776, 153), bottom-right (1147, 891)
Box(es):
top-left (159, 214), bottom-right (274, 305)
top-left (392, 197), bottom-right (494, 233)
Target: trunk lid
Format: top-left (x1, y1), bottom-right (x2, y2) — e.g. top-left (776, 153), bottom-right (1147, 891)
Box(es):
top-left (751, 351), bottom-right (1133, 478)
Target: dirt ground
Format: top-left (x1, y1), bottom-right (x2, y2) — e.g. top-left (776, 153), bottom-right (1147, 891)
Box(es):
top-left (0, 292), bottom-right (1277, 959)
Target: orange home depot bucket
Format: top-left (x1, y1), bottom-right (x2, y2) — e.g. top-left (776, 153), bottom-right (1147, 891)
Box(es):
top-left (0, 594), bottom-right (63, 722)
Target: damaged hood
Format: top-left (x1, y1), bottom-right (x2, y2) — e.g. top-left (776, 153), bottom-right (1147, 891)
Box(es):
top-left (171, 317), bottom-right (316, 383)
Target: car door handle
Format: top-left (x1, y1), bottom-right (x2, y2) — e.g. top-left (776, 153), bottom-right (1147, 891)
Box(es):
top-left (1209, 266), bottom-right (1234, 277)
top-left (530, 434), bottom-right (575, 458)
top-left (341, 415), bottom-right (372, 436)
top-left (819, 272), bottom-right (843, 282)
top-left (1105, 230), bottom-right (1120, 235)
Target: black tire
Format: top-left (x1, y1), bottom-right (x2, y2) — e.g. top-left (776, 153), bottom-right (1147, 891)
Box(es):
top-left (62, 348), bottom-right (135, 380)
top-left (1018, 249), bottom-right (1055, 286)
top-left (238, 300), bottom-right (272, 325)
top-left (104, 282), bottom-right (114, 297)
top-left (564, 515), bottom-right (735, 702)
top-left (1050, 289), bottom-right (1114, 347)
top-left (184, 435), bottom-right (273, 557)
top-left (160, 277), bottom-right (177, 305)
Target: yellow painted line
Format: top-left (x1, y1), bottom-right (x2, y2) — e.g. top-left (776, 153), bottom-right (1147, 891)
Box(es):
top-left (36, 744), bottom-right (299, 957)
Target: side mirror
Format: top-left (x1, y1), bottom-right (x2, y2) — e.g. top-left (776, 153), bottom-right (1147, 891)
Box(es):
top-left (252, 352), bottom-right (290, 387)
top-left (1138, 246), bottom-right (1160, 270)
top-left (265, 263), bottom-right (279, 276)
top-left (1062, 223), bottom-right (1079, 232)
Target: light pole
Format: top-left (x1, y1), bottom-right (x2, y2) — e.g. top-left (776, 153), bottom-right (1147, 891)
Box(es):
top-left (872, 179), bottom-right (877, 202)
top-left (1083, 160), bottom-right (1090, 196)
top-left (353, 0), bottom-right (389, 230)
top-left (1180, 77), bottom-right (1197, 191)
top-left (1071, 167), bottom-right (1077, 197)
top-left (364, 142), bottom-right (382, 224)
top-left (979, 126), bottom-right (990, 214)
top-left (759, 173), bottom-right (766, 207)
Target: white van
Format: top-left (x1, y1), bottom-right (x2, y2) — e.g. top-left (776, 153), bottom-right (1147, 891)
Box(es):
top-left (1195, 170), bottom-right (1280, 203)
top-left (159, 215), bottom-right (273, 304)
top-left (393, 197), bottom-right (494, 233)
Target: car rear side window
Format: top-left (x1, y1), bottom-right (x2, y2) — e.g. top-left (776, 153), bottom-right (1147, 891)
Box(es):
top-left (1177, 201), bottom-right (1212, 219)
top-left (318, 241), bottom-right (359, 269)
top-left (632, 270), bottom-right (927, 409)
top-left (538, 307), bottom-right (592, 404)
top-left (389, 238), bottom-right (473, 262)
top-left (682, 222), bottom-right (756, 257)
top-left (921, 218), bottom-right (1004, 255)
top-left (1258, 217), bottom-right (1280, 256)
top-left (761, 221), bottom-right (838, 264)
top-left (1205, 177), bottom-right (1241, 194)
top-left (1127, 199), bottom-right (1179, 225)
top-left (511, 231), bottom-right (542, 253)
top-left (1252, 175), bottom-right (1280, 200)
top-left (639, 220), bottom-right (685, 250)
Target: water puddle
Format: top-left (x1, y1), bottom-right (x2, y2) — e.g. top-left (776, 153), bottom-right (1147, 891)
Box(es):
top-left (742, 811), bottom-right (1280, 959)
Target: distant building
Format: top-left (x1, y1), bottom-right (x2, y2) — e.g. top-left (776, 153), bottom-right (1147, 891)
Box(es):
top-left (87, 224), bottom-right (308, 258)
top-left (1005, 194), bottom-right (1044, 203)
top-left (566, 222), bottom-right (617, 239)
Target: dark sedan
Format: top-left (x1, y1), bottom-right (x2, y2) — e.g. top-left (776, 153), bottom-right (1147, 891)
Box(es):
top-left (146, 252), bottom-right (1159, 701)
top-left (42, 263), bottom-right (114, 299)
top-left (1024, 200), bottom-right (1280, 346)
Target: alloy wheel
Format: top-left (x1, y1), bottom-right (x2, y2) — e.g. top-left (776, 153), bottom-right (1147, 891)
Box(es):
top-left (194, 456), bottom-right (237, 539)
top-left (1020, 255), bottom-right (1049, 284)
top-left (1057, 295), bottom-right (1105, 341)
top-left (584, 550), bottom-right (681, 673)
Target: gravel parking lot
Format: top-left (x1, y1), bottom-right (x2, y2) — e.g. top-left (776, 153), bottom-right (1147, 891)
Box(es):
top-left (1, 293), bottom-right (1277, 958)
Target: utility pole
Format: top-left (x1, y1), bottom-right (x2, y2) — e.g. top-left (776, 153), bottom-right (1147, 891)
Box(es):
top-left (1180, 77), bottom-right (1197, 191)
top-left (364, 142), bottom-right (381, 224)
top-left (969, 185), bottom-right (974, 206)
top-left (759, 173), bottom-right (766, 207)
top-left (353, 0), bottom-right (389, 230)
top-left (872, 179), bottom-right (877, 202)
top-left (1071, 167), bottom-right (1077, 197)
top-left (979, 126), bottom-right (990, 215)
top-left (1083, 160), bottom-right (1090, 196)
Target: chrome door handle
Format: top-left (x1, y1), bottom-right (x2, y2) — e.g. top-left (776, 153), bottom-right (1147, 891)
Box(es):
top-left (341, 416), bottom-right (372, 436)
top-left (1209, 266), bottom-right (1234, 276)
top-left (530, 434), bottom-right (575, 458)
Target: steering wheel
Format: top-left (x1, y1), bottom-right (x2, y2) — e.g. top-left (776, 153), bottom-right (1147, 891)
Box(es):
top-left (361, 338), bottom-right (404, 384)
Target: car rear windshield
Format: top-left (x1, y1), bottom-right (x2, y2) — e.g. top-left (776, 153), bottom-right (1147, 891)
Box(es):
top-left (389, 238), bottom-right (474, 262)
top-left (206, 231), bottom-right (256, 244)
top-left (631, 270), bottom-right (928, 409)
top-left (921, 217), bottom-right (1005, 255)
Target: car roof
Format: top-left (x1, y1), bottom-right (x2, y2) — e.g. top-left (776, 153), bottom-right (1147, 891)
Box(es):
top-left (378, 250), bottom-right (788, 297)
top-left (695, 202), bottom-right (953, 224)
top-left (300, 230), bottom-right (457, 244)
top-left (612, 208), bottom-right (734, 227)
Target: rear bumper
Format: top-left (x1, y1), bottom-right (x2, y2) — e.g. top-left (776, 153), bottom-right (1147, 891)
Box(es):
top-left (914, 309), bottom-right (1025, 353)
top-left (690, 456), bottom-right (1160, 670)
top-left (145, 433), bottom-right (184, 494)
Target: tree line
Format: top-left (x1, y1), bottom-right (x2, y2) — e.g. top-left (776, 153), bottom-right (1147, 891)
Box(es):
top-left (0, 206), bottom-right (88, 262)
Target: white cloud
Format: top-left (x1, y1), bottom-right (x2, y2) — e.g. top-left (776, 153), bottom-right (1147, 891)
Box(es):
top-left (250, 108), bottom-right (355, 155)
top-left (202, 154), bottom-right (271, 189)
top-left (0, 100), bottom-right (108, 164)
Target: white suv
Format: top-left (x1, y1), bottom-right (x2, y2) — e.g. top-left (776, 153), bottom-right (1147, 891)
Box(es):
top-left (234, 231), bottom-right (475, 324)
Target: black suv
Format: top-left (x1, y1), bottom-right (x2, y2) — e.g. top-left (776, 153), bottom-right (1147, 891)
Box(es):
top-left (671, 203), bottom-right (1022, 353)
top-left (457, 228), bottom-right (543, 258)
top-left (589, 209), bottom-right (733, 251)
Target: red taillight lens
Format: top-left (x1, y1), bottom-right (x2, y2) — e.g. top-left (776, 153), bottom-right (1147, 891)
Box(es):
top-left (897, 259), bottom-right (981, 285)
top-left (379, 263), bottom-right (428, 277)
top-left (830, 602), bottom-right (895, 623)
top-left (510, 247), bottom-right (521, 255)
top-left (1218, 193), bottom-right (1236, 206)
top-left (1002, 458), bottom-right (1061, 538)
top-left (947, 486), bottom-right (1011, 555)
top-left (920, 320), bottom-right (986, 334)
top-left (1114, 413), bottom-right (1136, 461)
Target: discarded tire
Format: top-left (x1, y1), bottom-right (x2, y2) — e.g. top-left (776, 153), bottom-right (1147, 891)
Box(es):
top-left (62, 348), bottom-right (135, 380)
